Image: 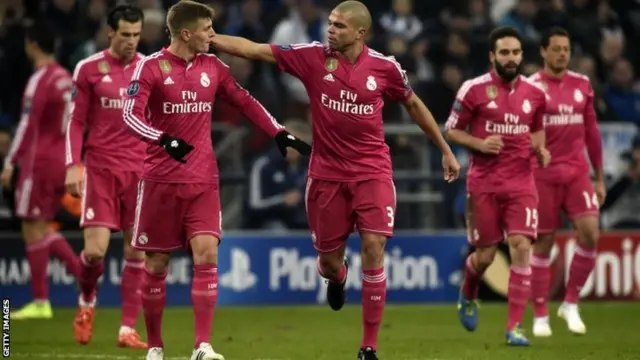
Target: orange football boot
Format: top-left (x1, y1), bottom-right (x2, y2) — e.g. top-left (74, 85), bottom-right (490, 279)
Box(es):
top-left (117, 330), bottom-right (148, 349)
top-left (73, 307), bottom-right (94, 345)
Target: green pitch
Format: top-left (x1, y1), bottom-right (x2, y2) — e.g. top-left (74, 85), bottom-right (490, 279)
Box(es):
top-left (8, 303), bottom-right (640, 359)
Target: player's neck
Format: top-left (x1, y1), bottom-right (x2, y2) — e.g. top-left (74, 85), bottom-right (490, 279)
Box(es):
top-left (340, 42), bottom-right (364, 64)
top-left (167, 41), bottom-right (196, 62)
top-left (33, 55), bottom-right (55, 69)
top-left (543, 66), bottom-right (566, 79)
top-left (107, 47), bottom-right (134, 64)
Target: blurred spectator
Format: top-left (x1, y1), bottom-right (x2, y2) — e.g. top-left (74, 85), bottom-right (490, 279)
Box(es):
top-left (270, 0), bottom-right (327, 117)
top-left (243, 119), bottom-right (310, 230)
top-left (225, 0), bottom-right (268, 42)
top-left (498, 0), bottom-right (540, 41)
top-left (601, 136), bottom-right (640, 229)
top-left (604, 58), bottom-right (640, 124)
top-left (423, 63), bottom-right (464, 123)
top-left (0, 125), bottom-right (17, 229)
top-left (379, 0), bottom-right (423, 43)
top-left (138, 8), bottom-right (166, 54)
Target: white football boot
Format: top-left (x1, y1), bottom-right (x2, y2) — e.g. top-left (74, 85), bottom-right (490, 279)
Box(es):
top-left (146, 347), bottom-right (164, 360)
top-left (532, 316), bottom-right (553, 337)
top-left (190, 342), bottom-right (225, 360)
top-left (558, 302), bottom-right (586, 335)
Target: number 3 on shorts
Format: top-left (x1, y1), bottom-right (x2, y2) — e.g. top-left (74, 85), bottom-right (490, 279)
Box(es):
top-left (386, 206), bottom-right (395, 227)
top-left (525, 207), bottom-right (538, 229)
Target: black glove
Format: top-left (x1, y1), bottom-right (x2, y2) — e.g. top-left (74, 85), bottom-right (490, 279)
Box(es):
top-left (160, 133), bottom-right (194, 163)
top-left (275, 131), bottom-right (312, 157)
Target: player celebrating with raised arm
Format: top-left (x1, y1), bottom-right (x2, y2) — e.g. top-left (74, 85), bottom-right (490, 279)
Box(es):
top-left (528, 27), bottom-right (604, 337)
top-left (122, 2), bottom-right (310, 360)
top-left (0, 23), bottom-right (81, 320)
top-left (66, 5), bottom-right (148, 348)
top-left (212, 1), bottom-right (460, 359)
top-left (445, 26), bottom-right (550, 347)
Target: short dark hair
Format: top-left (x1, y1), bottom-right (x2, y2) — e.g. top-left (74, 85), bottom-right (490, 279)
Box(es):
top-left (25, 22), bottom-right (57, 54)
top-left (489, 26), bottom-right (522, 52)
top-left (540, 26), bottom-right (570, 49)
top-left (167, 0), bottom-right (215, 37)
top-left (107, 5), bottom-right (144, 30)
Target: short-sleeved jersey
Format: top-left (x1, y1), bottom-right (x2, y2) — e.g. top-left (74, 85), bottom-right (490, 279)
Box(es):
top-left (66, 50), bottom-right (146, 171)
top-left (270, 42), bottom-right (414, 182)
top-left (445, 72), bottom-right (546, 193)
top-left (123, 48), bottom-right (283, 184)
top-left (528, 70), bottom-right (603, 183)
top-left (5, 63), bottom-right (72, 173)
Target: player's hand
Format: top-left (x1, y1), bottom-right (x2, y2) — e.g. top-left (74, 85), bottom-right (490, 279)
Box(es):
top-left (480, 135), bottom-right (503, 154)
top-left (275, 131), bottom-right (312, 157)
top-left (160, 134), bottom-right (194, 163)
top-left (65, 164), bottom-right (84, 198)
top-left (594, 179), bottom-right (606, 206)
top-left (442, 153), bottom-right (461, 183)
top-left (536, 147), bottom-right (551, 168)
top-left (0, 165), bottom-right (13, 190)
top-left (284, 190), bottom-right (302, 207)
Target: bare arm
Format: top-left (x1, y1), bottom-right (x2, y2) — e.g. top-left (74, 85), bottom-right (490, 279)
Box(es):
top-left (446, 129), bottom-right (486, 153)
top-left (404, 94), bottom-right (454, 156)
top-left (212, 35), bottom-right (276, 63)
top-left (530, 130), bottom-right (545, 152)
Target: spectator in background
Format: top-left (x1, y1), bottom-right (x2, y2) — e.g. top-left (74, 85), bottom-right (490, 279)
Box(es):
top-left (379, 0), bottom-right (423, 43)
top-left (572, 54), bottom-right (618, 120)
top-left (601, 136), bottom-right (640, 229)
top-left (0, 125), bottom-right (18, 229)
top-left (498, 0), bottom-right (540, 41)
top-left (605, 58), bottom-right (640, 124)
top-left (69, 21), bottom-right (109, 70)
top-left (244, 119), bottom-right (310, 230)
top-left (423, 63), bottom-right (463, 123)
top-left (270, 0), bottom-right (327, 118)
top-left (138, 8), bottom-right (165, 53)
top-left (225, 0), bottom-right (268, 42)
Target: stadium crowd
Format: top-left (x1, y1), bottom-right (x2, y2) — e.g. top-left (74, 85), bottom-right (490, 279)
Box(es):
top-left (0, 0), bottom-right (639, 230)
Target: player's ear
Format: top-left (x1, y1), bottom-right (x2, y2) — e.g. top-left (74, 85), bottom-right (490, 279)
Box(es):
top-left (180, 28), bottom-right (191, 42)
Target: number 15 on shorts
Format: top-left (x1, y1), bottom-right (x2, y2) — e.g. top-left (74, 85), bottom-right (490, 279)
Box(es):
top-left (525, 207), bottom-right (538, 229)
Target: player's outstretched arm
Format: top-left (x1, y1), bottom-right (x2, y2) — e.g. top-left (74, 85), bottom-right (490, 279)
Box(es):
top-left (403, 94), bottom-right (460, 181)
top-left (213, 56), bottom-right (311, 157)
top-left (212, 35), bottom-right (276, 64)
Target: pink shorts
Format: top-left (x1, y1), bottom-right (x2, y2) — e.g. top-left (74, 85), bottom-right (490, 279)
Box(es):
top-left (536, 174), bottom-right (599, 234)
top-left (305, 177), bottom-right (396, 253)
top-left (466, 190), bottom-right (538, 247)
top-left (81, 167), bottom-right (141, 230)
top-left (131, 180), bottom-right (221, 252)
top-left (15, 169), bottom-right (65, 220)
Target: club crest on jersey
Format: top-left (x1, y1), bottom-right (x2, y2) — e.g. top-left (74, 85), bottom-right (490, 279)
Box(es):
top-left (486, 85), bottom-right (497, 99)
top-left (98, 61), bottom-right (110, 74)
top-left (127, 81), bottom-right (140, 96)
top-left (366, 76), bottom-right (377, 91)
top-left (522, 99), bottom-right (531, 114)
top-left (574, 89), bottom-right (583, 103)
top-left (200, 72), bottom-right (210, 87)
top-left (325, 58), bottom-right (338, 72)
top-left (538, 81), bottom-right (548, 92)
top-left (159, 60), bottom-right (172, 74)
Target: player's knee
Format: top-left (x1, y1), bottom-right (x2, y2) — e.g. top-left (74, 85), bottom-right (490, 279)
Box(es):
top-left (21, 220), bottom-right (49, 244)
top-left (145, 252), bottom-right (170, 274)
top-left (122, 240), bottom-right (144, 260)
top-left (508, 235), bottom-right (532, 264)
top-left (360, 233), bottom-right (386, 268)
top-left (190, 235), bottom-right (219, 265)
top-left (83, 229), bottom-right (110, 260)
top-left (317, 253), bottom-right (343, 277)
top-left (576, 217), bottom-right (599, 247)
top-left (533, 234), bottom-right (555, 255)
top-left (474, 247), bottom-right (497, 271)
